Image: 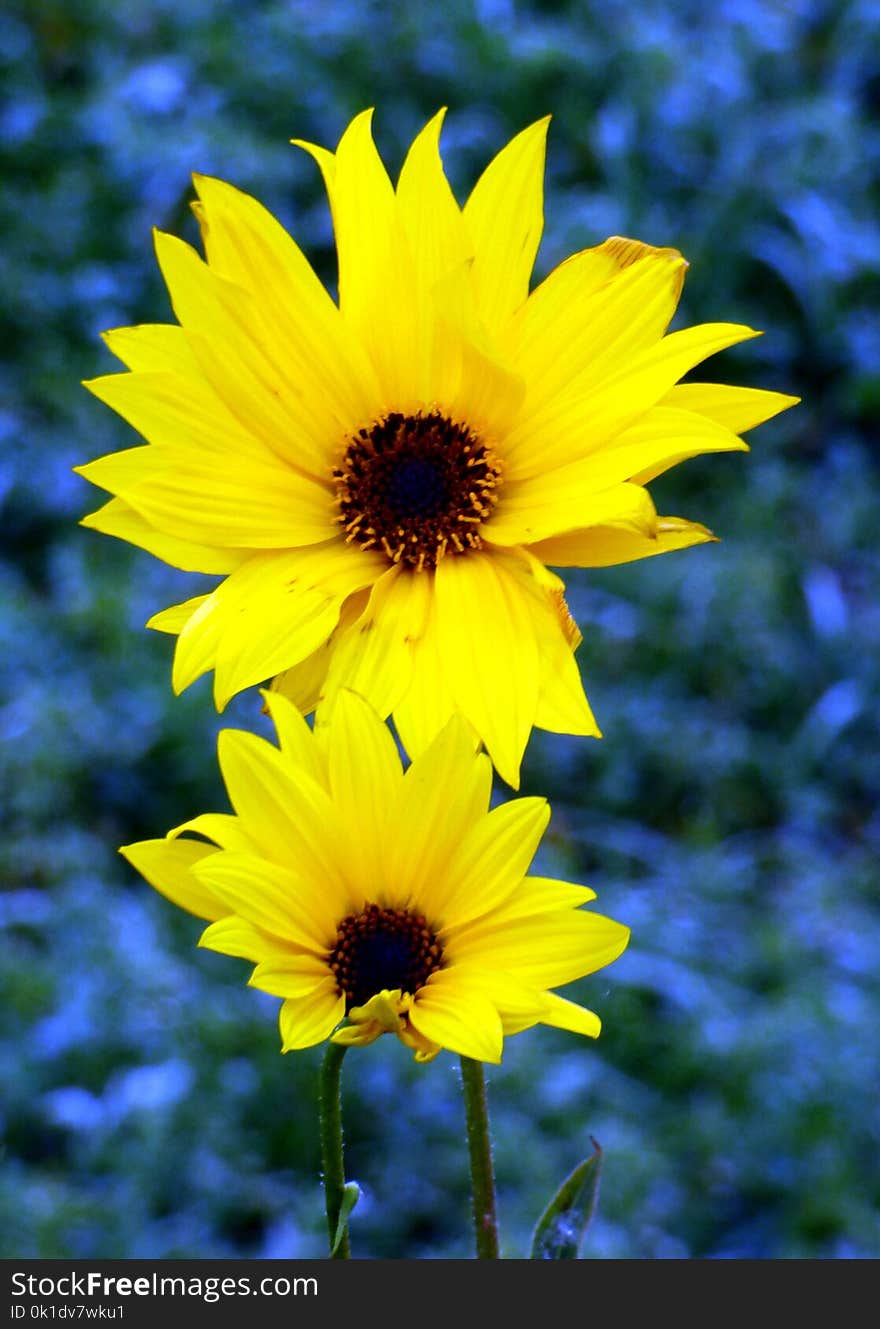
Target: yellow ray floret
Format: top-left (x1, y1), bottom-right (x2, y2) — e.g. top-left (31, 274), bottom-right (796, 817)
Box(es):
top-left (120, 691), bottom-right (630, 1063)
top-left (77, 109), bottom-right (799, 787)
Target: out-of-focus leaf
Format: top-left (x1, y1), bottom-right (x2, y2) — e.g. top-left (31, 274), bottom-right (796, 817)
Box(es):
top-left (530, 1140), bottom-right (603, 1259)
top-left (330, 1181), bottom-right (360, 1256)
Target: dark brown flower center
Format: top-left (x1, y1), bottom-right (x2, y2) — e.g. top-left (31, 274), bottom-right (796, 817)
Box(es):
top-left (333, 411), bottom-right (501, 570)
top-left (328, 904), bottom-right (443, 1011)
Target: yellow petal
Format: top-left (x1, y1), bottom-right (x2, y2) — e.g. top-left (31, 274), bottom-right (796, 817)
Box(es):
top-left (270, 640), bottom-right (334, 716)
top-left (119, 837), bottom-right (226, 921)
top-left (391, 588), bottom-right (458, 763)
top-left (82, 369), bottom-right (274, 463)
top-left (269, 589), bottom-right (369, 716)
top-left (436, 796), bottom-right (550, 929)
top-left (498, 552), bottom-right (599, 738)
top-left (212, 554), bottom-right (347, 708)
top-left (491, 407), bottom-right (746, 542)
top-left (317, 564), bottom-right (429, 724)
top-left (444, 964), bottom-right (548, 1027)
top-left (509, 239), bottom-right (687, 437)
top-left (616, 406), bottom-right (749, 486)
top-left (193, 850), bottom-right (336, 952)
top-left (279, 982), bottom-right (346, 1051)
top-left (463, 117), bottom-right (550, 332)
top-left (409, 972), bottom-right (503, 1063)
top-left (539, 991), bottom-right (602, 1039)
top-left (79, 387), bottom-right (334, 547)
top-left (147, 595), bottom-right (211, 636)
top-left (533, 404), bottom-right (748, 499)
top-left (331, 1020), bottom-right (384, 1049)
top-left (198, 914), bottom-right (295, 964)
top-left (154, 229), bottom-right (347, 481)
top-left (347, 988), bottom-right (408, 1034)
top-left (75, 440), bottom-right (170, 493)
top-left (294, 110), bottom-right (421, 408)
top-left (324, 689), bottom-right (404, 892)
top-left (398, 1024), bottom-right (442, 1062)
top-left (455, 909), bottom-right (630, 988)
top-left (216, 727), bottom-right (349, 899)
top-left (294, 110), bottom-right (393, 320)
top-left (191, 173), bottom-right (380, 435)
top-left (156, 543), bottom-right (382, 704)
top-left (433, 550), bottom-right (540, 788)
top-left (166, 811), bottom-right (259, 856)
top-left (485, 477), bottom-right (657, 548)
top-left (81, 496), bottom-right (247, 574)
top-left (511, 242), bottom-right (637, 354)
top-left (505, 322), bottom-right (760, 478)
top-left (387, 714), bottom-right (492, 915)
top-left (259, 689), bottom-right (326, 789)
top-left (115, 445), bottom-right (336, 550)
top-left (431, 261), bottom-right (527, 437)
top-left (533, 633), bottom-right (601, 738)
top-left (248, 955), bottom-right (329, 999)
top-left (396, 110), bottom-right (471, 289)
top-left (530, 514), bottom-right (716, 568)
top-left (661, 382), bottom-right (800, 434)
top-left (496, 875), bottom-right (597, 918)
top-left (103, 323), bottom-right (198, 374)
top-left (395, 109), bottom-right (473, 400)
top-left (512, 235), bottom-right (684, 357)
top-left (169, 586), bottom-right (228, 693)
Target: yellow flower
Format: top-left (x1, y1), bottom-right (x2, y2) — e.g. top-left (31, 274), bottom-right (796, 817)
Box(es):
top-left (120, 689), bottom-right (630, 1064)
top-left (77, 110), bottom-right (797, 787)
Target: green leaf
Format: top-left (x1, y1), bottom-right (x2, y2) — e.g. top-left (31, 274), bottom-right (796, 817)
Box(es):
top-left (330, 1181), bottom-right (360, 1256)
top-left (530, 1138), bottom-right (603, 1259)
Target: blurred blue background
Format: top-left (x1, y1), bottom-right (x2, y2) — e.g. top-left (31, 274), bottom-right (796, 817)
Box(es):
top-left (2, 0), bottom-right (878, 1258)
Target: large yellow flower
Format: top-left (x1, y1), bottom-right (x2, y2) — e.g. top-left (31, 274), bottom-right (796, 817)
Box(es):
top-left (77, 110), bottom-right (797, 787)
top-left (121, 689), bottom-right (629, 1064)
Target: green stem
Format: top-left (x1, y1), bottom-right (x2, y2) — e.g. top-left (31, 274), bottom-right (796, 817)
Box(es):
top-left (459, 1056), bottom-right (500, 1258)
top-left (318, 1041), bottom-right (350, 1259)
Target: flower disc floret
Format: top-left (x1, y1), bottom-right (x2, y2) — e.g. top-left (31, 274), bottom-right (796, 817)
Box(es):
top-left (329, 903), bottom-right (444, 1009)
top-left (334, 411), bottom-right (501, 569)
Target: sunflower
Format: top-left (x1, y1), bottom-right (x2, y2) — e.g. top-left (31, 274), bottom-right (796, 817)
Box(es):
top-left (77, 110), bottom-right (797, 787)
top-left (120, 689), bottom-right (630, 1063)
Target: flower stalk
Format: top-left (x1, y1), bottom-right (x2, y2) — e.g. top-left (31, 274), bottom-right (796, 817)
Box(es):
top-left (319, 1041), bottom-right (350, 1259)
top-left (460, 1056), bottom-right (500, 1259)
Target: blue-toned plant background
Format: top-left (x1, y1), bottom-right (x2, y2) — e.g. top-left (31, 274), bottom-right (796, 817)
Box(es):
top-left (2, 0), bottom-right (878, 1258)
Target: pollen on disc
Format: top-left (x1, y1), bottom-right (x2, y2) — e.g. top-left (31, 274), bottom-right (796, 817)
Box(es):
top-left (334, 411), bottom-right (501, 570)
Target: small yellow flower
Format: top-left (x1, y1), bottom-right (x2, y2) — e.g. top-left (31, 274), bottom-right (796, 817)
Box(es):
top-left (121, 690), bottom-right (630, 1064)
top-left (77, 110), bottom-right (797, 787)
